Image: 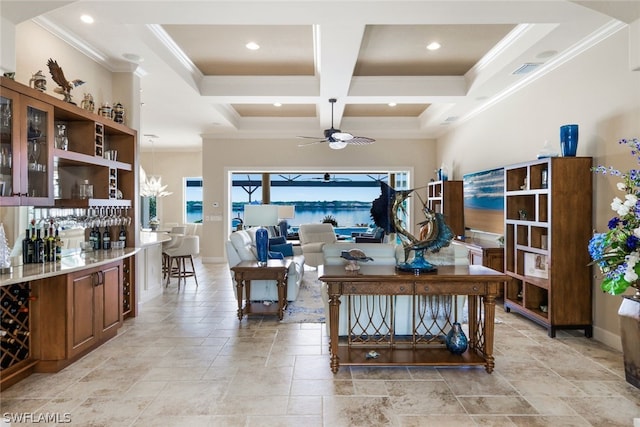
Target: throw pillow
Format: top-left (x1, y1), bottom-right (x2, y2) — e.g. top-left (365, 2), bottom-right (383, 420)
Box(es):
top-left (269, 236), bottom-right (286, 248)
top-left (270, 243), bottom-right (294, 257)
top-left (268, 251), bottom-right (284, 260)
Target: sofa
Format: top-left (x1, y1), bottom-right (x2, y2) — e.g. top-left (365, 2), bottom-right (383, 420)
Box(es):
top-left (225, 228), bottom-right (305, 302)
top-left (320, 242), bottom-right (469, 336)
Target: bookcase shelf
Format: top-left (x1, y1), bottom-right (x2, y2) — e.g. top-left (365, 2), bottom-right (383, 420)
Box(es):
top-left (503, 157), bottom-right (593, 337)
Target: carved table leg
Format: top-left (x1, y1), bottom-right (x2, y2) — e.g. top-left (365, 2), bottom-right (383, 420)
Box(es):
top-left (483, 292), bottom-right (496, 373)
top-left (236, 277), bottom-right (245, 320)
top-left (277, 271), bottom-right (288, 320)
top-left (328, 286), bottom-right (341, 374)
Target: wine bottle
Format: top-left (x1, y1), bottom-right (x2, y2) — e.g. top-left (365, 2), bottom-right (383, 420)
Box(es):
top-left (48, 226), bottom-right (56, 262)
top-left (43, 228), bottom-right (49, 262)
top-left (8, 306), bottom-right (28, 315)
top-left (35, 229), bottom-right (44, 263)
top-left (119, 225), bottom-right (127, 245)
top-left (102, 226), bottom-right (111, 250)
top-left (93, 226), bottom-right (102, 251)
top-left (54, 228), bottom-right (62, 261)
top-left (22, 228), bottom-right (32, 264)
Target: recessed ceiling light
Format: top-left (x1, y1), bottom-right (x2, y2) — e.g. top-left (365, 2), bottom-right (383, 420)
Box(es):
top-left (123, 53), bottom-right (144, 63)
top-left (426, 42), bottom-right (441, 51)
top-left (245, 42), bottom-right (260, 50)
top-left (80, 14), bottom-right (94, 24)
top-left (388, 102), bottom-right (397, 107)
top-left (536, 50), bottom-right (558, 59)
top-left (273, 102), bottom-right (282, 107)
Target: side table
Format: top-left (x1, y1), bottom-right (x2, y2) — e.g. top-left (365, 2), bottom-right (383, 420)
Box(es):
top-left (231, 259), bottom-right (292, 320)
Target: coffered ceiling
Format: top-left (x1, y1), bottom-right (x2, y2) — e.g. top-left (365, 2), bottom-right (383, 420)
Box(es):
top-left (2, 1), bottom-right (638, 149)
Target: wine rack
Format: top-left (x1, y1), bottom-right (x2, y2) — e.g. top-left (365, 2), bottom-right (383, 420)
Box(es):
top-left (95, 122), bottom-right (104, 157)
top-left (1, 283), bottom-right (32, 370)
top-left (122, 257), bottom-right (132, 317)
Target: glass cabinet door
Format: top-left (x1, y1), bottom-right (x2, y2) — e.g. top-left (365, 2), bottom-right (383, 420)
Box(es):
top-left (0, 91), bottom-right (19, 203)
top-left (21, 97), bottom-right (53, 205)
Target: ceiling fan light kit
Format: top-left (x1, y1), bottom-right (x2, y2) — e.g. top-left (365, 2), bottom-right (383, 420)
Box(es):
top-left (298, 98), bottom-right (375, 149)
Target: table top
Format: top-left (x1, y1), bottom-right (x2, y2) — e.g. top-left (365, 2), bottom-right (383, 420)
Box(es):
top-left (231, 259), bottom-right (292, 271)
top-left (318, 264), bottom-right (507, 283)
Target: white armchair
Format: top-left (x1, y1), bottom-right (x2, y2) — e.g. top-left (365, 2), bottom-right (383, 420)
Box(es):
top-left (298, 223), bottom-right (337, 267)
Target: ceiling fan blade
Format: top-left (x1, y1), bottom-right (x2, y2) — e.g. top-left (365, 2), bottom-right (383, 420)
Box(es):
top-left (346, 136), bottom-right (376, 145)
top-left (297, 135), bottom-right (327, 140)
top-left (297, 140), bottom-right (324, 147)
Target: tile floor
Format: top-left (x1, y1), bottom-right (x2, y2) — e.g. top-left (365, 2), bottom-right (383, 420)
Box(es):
top-left (1, 260), bottom-right (639, 426)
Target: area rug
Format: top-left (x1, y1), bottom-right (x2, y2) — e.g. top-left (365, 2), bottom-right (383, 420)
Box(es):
top-left (281, 271), bottom-right (326, 323)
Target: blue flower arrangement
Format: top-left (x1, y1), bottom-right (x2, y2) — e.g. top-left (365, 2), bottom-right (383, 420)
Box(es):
top-left (589, 137), bottom-right (640, 297)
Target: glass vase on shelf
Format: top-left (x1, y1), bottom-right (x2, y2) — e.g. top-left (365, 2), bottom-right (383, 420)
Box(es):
top-left (55, 123), bottom-right (68, 150)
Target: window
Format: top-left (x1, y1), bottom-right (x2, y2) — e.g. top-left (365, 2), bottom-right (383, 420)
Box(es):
top-left (185, 177), bottom-right (203, 223)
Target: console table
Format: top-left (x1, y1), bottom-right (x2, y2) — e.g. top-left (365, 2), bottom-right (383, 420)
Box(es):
top-left (231, 259), bottom-right (292, 320)
top-left (319, 264), bottom-right (507, 374)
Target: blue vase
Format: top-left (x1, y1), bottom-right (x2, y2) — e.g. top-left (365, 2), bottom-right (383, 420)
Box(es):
top-left (255, 227), bottom-right (269, 266)
top-left (560, 124), bottom-right (578, 157)
top-left (445, 322), bottom-right (468, 355)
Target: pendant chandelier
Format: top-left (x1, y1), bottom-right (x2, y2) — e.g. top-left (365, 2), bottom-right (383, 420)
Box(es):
top-left (140, 135), bottom-right (172, 198)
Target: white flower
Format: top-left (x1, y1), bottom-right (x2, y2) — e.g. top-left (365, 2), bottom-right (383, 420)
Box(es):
top-left (634, 227), bottom-right (640, 239)
top-left (617, 182), bottom-right (627, 191)
top-left (624, 252), bottom-right (640, 282)
top-left (624, 193), bottom-right (638, 207)
top-left (612, 197), bottom-right (630, 216)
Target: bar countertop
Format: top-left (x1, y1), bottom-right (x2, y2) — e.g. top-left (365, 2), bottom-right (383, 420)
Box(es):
top-left (0, 248), bottom-right (139, 287)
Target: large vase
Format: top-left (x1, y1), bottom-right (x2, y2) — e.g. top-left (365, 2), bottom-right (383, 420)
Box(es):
top-left (560, 124), bottom-right (578, 157)
top-left (255, 227), bottom-right (269, 267)
top-left (445, 322), bottom-right (468, 355)
top-left (618, 292), bottom-right (640, 389)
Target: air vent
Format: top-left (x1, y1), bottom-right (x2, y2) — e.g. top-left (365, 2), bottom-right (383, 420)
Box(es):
top-left (512, 63), bottom-right (542, 75)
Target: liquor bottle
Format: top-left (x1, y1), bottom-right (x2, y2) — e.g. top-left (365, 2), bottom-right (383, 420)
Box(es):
top-left (22, 229), bottom-right (32, 264)
top-left (54, 228), bottom-right (62, 261)
top-left (118, 225), bottom-right (127, 246)
top-left (102, 226), bottom-right (111, 250)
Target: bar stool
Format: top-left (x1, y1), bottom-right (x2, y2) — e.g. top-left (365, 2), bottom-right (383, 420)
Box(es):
top-left (162, 231), bottom-right (184, 281)
top-left (164, 235), bottom-right (199, 290)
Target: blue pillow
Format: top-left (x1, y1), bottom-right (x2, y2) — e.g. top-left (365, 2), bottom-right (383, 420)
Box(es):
top-left (269, 236), bottom-right (286, 249)
top-left (270, 243), bottom-right (294, 257)
top-left (268, 251), bottom-right (284, 260)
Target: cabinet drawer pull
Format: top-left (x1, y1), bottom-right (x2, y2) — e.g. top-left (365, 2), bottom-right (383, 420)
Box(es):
top-left (473, 286), bottom-right (478, 291)
top-left (350, 286), bottom-right (357, 292)
top-left (423, 286), bottom-right (429, 292)
top-left (399, 286), bottom-right (405, 292)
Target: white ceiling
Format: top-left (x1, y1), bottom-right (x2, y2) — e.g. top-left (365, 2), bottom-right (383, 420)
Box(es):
top-left (2, 1), bottom-right (639, 150)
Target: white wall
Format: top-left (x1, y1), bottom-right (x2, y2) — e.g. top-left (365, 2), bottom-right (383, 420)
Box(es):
top-left (15, 21), bottom-right (114, 110)
top-left (438, 27), bottom-right (640, 348)
top-left (140, 149), bottom-right (203, 228)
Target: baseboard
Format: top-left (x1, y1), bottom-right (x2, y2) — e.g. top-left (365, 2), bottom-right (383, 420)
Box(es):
top-left (593, 326), bottom-right (622, 352)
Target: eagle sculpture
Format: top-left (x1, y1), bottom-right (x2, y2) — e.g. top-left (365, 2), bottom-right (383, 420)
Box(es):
top-left (46, 59), bottom-right (85, 104)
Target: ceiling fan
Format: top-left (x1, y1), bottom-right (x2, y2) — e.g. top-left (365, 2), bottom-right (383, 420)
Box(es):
top-left (298, 98), bottom-right (376, 150)
top-left (311, 173), bottom-right (352, 183)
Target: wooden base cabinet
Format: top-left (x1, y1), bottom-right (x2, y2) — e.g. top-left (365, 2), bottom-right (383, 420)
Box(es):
top-left (503, 157), bottom-right (593, 338)
top-left (32, 261), bottom-right (123, 372)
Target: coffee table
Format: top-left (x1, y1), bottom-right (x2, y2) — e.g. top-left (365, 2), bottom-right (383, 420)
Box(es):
top-left (231, 259), bottom-right (292, 320)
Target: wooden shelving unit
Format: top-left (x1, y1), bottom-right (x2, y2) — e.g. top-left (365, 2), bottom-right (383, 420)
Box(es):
top-left (503, 157), bottom-right (593, 337)
top-left (427, 180), bottom-right (464, 238)
top-left (0, 76), bottom-right (138, 389)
